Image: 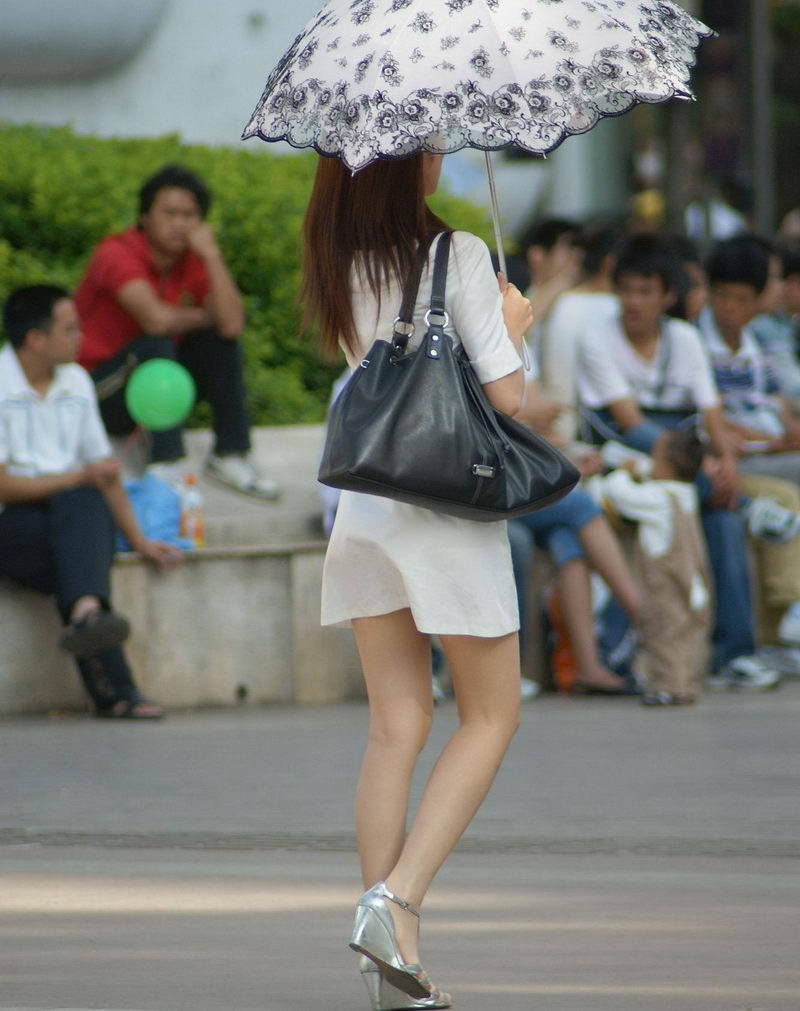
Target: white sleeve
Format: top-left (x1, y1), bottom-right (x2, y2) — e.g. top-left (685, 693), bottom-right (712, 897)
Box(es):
top-left (448, 233), bottom-right (522, 385)
top-left (575, 329), bottom-right (632, 408)
top-left (74, 368), bottom-right (113, 463)
top-left (540, 296), bottom-right (581, 408)
top-left (674, 323), bottom-right (720, 411)
top-left (602, 470), bottom-right (670, 524)
top-left (0, 412), bottom-right (8, 466)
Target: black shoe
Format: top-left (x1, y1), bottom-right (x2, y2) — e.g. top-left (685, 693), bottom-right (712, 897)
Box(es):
top-left (60, 609), bottom-right (130, 657)
top-left (95, 697), bottom-right (164, 720)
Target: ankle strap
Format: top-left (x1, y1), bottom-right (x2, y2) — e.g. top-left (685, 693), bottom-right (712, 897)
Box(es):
top-left (381, 883), bottom-right (421, 919)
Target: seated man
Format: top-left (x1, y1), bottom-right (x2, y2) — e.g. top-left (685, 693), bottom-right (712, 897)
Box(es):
top-left (538, 224), bottom-right (623, 445)
top-left (0, 286), bottom-right (181, 718)
top-left (576, 234), bottom-right (791, 690)
top-left (750, 242), bottom-right (800, 405)
top-left (75, 164), bottom-right (279, 499)
top-left (698, 236), bottom-right (800, 486)
top-left (518, 216), bottom-right (581, 338)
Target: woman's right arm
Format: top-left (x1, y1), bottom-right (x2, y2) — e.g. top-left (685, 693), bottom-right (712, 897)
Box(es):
top-left (482, 276), bottom-right (530, 415)
top-left (448, 234), bottom-right (531, 417)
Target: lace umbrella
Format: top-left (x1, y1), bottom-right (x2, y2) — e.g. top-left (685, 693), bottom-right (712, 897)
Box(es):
top-left (243, 0), bottom-right (712, 268)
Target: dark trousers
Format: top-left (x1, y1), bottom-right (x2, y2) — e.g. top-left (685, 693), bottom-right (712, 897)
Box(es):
top-left (91, 330), bottom-right (251, 463)
top-left (0, 487), bottom-right (139, 709)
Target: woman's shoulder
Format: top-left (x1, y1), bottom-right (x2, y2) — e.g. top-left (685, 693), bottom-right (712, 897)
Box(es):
top-left (447, 230), bottom-right (491, 264)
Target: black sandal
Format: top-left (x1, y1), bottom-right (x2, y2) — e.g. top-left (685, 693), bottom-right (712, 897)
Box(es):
top-left (60, 609), bottom-right (130, 657)
top-left (96, 698), bottom-right (164, 720)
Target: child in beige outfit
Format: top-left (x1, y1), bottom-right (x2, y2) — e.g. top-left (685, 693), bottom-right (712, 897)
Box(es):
top-left (602, 431), bottom-right (712, 705)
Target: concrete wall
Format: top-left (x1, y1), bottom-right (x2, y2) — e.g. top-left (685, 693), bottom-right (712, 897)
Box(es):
top-left (0, 1), bottom-right (170, 84)
top-left (0, 545), bottom-right (363, 716)
top-left (0, 0), bottom-right (322, 147)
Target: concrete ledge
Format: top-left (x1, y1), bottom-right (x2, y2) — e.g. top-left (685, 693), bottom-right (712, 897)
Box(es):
top-left (0, 543), bottom-right (363, 715)
top-left (0, 582), bottom-right (84, 714)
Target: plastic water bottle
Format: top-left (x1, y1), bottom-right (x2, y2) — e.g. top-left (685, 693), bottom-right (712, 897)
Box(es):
top-left (180, 474), bottom-right (205, 548)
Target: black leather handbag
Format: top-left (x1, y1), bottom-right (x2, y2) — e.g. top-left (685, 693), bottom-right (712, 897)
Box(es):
top-left (318, 232), bottom-right (579, 521)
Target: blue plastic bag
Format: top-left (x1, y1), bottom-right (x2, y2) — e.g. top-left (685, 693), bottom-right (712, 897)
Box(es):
top-left (116, 475), bottom-right (193, 551)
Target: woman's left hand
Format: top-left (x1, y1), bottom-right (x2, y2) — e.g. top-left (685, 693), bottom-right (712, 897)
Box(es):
top-left (497, 273), bottom-right (533, 342)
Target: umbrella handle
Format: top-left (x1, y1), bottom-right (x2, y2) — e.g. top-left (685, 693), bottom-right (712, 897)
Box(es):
top-left (485, 151), bottom-right (507, 277)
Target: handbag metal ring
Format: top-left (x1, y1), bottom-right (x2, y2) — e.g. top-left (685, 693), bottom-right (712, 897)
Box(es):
top-left (392, 317), bottom-right (415, 337)
top-left (424, 308), bottom-right (449, 328)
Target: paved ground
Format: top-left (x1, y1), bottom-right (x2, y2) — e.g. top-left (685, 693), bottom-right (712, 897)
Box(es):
top-left (1, 684), bottom-right (799, 1011)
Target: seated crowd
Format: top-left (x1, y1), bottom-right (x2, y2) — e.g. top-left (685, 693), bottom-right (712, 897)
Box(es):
top-left (514, 217), bottom-right (800, 703)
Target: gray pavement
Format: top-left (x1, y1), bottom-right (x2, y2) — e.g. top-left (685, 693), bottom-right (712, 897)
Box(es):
top-left (1, 685), bottom-right (799, 1010)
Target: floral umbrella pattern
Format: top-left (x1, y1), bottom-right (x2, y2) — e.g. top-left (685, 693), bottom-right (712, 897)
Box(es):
top-left (243, 0), bottom-right (712, 171)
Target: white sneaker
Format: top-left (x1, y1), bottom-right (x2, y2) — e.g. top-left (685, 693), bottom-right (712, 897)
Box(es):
top-left (204, 453), bottom-right (281, 500)
top-left (778, 601), bottom-right (800, 646)
top-left (744, 497), bottom-right (800, 544)
top-left (709, 654), bottom-right (782, 691)
top-left (520, 677), bottom-right (541, 701)
top-left (755, 646), bottom-right (800, 677)
top-left (147, 459), bottom-right (188, 491)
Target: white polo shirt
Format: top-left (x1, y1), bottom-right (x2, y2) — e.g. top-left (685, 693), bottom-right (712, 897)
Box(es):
top-left (576, 315), bottom-right (720, 413)
top-left (0, 343), bottom-right (111, 514)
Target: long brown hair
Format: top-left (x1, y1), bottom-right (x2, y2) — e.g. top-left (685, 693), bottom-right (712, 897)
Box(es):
top-left (301, 154), bottom-right (450, 359)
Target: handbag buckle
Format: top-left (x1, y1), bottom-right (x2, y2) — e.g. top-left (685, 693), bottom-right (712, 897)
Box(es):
top-left (472, 464), bottom-right (496, 479)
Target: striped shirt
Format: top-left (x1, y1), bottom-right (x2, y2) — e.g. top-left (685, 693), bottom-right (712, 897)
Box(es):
top-left (696, 308), bottom-right (785, 438)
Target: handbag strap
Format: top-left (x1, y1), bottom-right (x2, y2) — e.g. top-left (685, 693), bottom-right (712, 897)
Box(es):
top-left (422, 232), bottom-right (451, 362)
top-left (392, 235), bottom-right (436, 351)
top-left (428, 231), bottom-right (451, 320)
top-left (428, 233), bottom-right (515, 452)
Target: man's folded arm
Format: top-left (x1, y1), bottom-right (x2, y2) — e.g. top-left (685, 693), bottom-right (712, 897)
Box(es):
top-left (116, 279), bottom-right (212, 337)
top-left (0, 464), bottom-right (86, 505)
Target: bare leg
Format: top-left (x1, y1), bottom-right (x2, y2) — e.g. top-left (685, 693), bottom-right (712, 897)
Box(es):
top-left (69, 595), bottom-right (102, 623)
top-left (557, 558), bottom-right (626, 690)
top-left (578, 516), bottom-right (640, 622)
top-left (353, 610), bottom-right (435, 893)
top-left (383, 631), bottom-right (521, 963)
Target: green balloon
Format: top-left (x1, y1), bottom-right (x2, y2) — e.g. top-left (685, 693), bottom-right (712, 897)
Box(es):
top-left (125, 359), bottom-right (196, 431)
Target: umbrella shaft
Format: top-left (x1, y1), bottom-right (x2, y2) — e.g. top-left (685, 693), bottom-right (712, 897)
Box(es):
top-left (485, 152), bottom-right (507, 277)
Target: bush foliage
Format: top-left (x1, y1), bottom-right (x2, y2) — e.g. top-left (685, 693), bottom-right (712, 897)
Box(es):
top-left (0, 123), bottom-right (492, 425)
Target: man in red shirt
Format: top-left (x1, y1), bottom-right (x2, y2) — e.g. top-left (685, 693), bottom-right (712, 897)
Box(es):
top-left (76, 165), bottom-right (279, 499)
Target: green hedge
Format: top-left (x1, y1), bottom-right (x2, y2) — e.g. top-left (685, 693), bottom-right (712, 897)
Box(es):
top-left (0, 123), bottom-right (492, 425)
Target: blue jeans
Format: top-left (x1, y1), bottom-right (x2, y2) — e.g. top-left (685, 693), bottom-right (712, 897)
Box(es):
top-left (508, 489), bottom-right (602, 655)
top-left (701, 506), bottom-right (756, 669)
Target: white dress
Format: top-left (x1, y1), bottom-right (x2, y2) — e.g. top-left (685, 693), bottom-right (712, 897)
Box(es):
top-left (321, 231), bottom-right (523, 638)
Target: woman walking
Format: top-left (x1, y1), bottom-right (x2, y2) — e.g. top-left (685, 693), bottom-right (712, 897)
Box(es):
top-left (302, 152), bottom-right (532, 1010)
